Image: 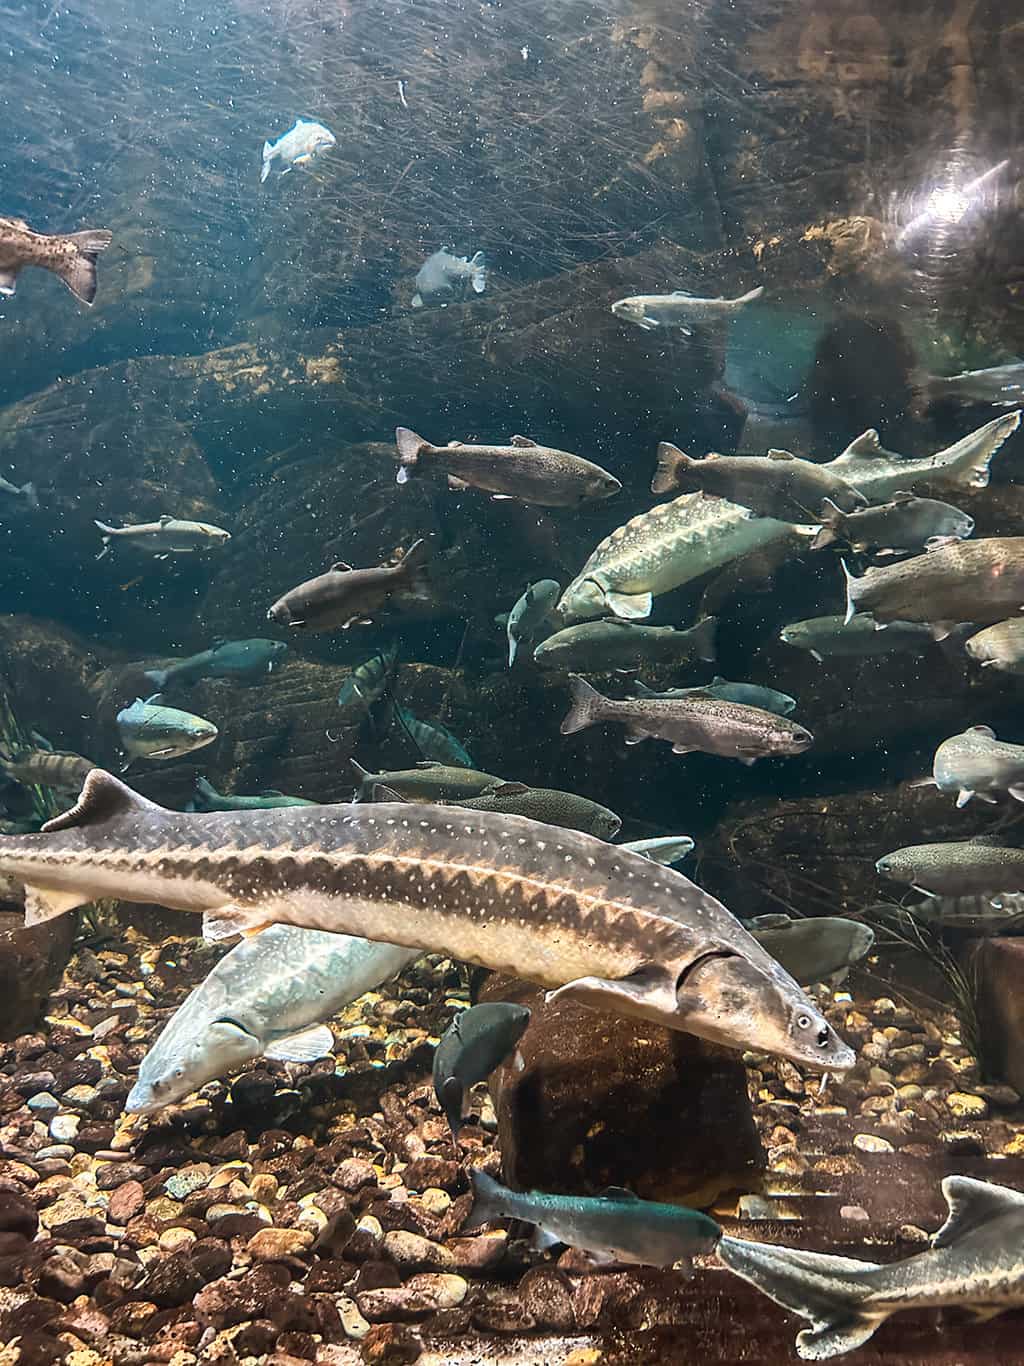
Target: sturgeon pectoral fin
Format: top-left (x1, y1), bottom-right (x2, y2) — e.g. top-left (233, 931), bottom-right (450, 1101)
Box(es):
top-left (545, 965), bottom-right (679, 1017)
top-left (957, 789), bottom-right (975, 808)
top-left (202, 905), bottom-right (272, 942)
top-left (604, 590), bottom-right (652, 619)
top-left (23, 885), bottom-right (92, 926)
top-left (264, 1024), bottom-right (335, 1062)
top-left (796, 1315), bottom-right (887, 1360)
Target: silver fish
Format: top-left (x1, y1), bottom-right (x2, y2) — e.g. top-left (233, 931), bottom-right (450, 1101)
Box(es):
top-left (611, 285), bottom-right (763, 333)
top-left (0, 474), bottom-right (37, 509)
top-left (877, 842), bottom-right (1024, 898)
top-left (719, 1176), bottom-right (1024, 1360)
top-left (95, 515), bottom-right (231, 561)
top-left (534, 618), bottom-right (715, 673)
top-left (411, 248), bottom-right (486, 308)
top-left (561, 676), bottom-right (813, 765)
top-left (745, 914), bottom-right (874, 986)
top-left (917, 725), bottom-right (1024, 808)
top-left (924, 361), bottom-right (1024, 410)
top-left (780, 613), bottom-right (934, 663)
top-left (557, 413), bottom-right (1019, 625)
top-left (467, 1170), bottom-right (722, 1269)
top-left (965, 619), bottom-right (1024, 675)
top-left (127, 925), bottom-right (416, 1113)
top-left (260, 118), bottom-right (336, 183)
top-left (810, 492), bottom-right (974, 555)
top-left (116, 697), bottom-right (218, 762)
top-left (191, 777), bottom-right (316, 812)
top-left (507, 580), bottom-right (560, 667)
top-left (619, 836), bottom-right (694, 866)
top-left (336, 645), bottom-right (398, 714)
top-left (633, 677), bottom-right (796, 717)
top-left (3, 770), bottom-right (852, 1070)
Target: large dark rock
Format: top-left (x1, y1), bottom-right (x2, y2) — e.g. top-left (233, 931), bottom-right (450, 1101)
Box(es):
top-left (479, 976), bottom-right (763, 1206)
top-left (0, 908), bottom-right (77, 1041)
top-left (972, 938), bottom-right (1024, 1090)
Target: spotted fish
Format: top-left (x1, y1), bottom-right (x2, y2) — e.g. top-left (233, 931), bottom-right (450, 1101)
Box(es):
top-left (0, 770), bottom-right (853, 1071)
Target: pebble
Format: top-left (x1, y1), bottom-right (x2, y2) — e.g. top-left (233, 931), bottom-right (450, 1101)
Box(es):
top-left (337, 1294), bottom-right (371, 1340)
top-left (26, 1092), bottom-right (60, 1118)
top-left (840, 1205), bottom-right (870, 1223)
top-left (334, 1157), bottom-right (378, 1193)
top-left (358, 1272), bottom-right (468, 1322)
top-left (899, 1223), bottom-right (931, 1244)
top-left (946, 1091), bottom-right (989, 1120)
top-left (246, 1227), bottom-right (314, 1261)
top-left (159, 1227), bottom-right (198, 1253)
top-left (62, 1083), bottom-right (101, 1110)
top-left (383, 1230), bottom-right (455, 1269)
top-left (34, 1144), bottom-right (75, 1161)
top-left (49, 1113), bottom-right (80, 1143)
top-left (107, 1180), bottom-right (146, 1225)
top-left (852, 1134), bottom-right (894, 1154)
top-left (165, 1165), bottom-right (212, 1200)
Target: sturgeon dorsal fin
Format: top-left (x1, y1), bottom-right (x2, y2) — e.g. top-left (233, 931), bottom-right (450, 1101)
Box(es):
top-left (841, 429), bottom-right (881, 457)
top-left (42, 770), bottom-right (159, 833)
top-left (767, 449), bottom-right (795, 461)
top-left (600, 1186), bottom-right (641, 1202)
top-left (932, 1176), bottom-right (1024, 1248)
top-left (510, 435), bottom-right (537, 448)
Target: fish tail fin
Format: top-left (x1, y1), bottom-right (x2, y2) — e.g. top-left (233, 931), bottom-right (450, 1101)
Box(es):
top-left (411, 292), bottom-right (424, 308)
top-left (692, 616), bottom-right (717, 663)
top-left (396, 537), bottom-right (431, 598)
top-left (560, 675), bottom-right (608, 735)
top-left (839, 559), bottom-right (860, 625)
top-left (651, 442), bottom-right (694, 495)
top-left (143, 668), bottom-right (168, 690)
top-left (810, 498), bottom-right (844, 551)
top-left (469, 251), bottom-right (487, 293)
top-left (20, 481), bottom-right (38, 509)
top-left (93, 519), bottom-right (115, 537)
top-left (508, 633), bottom-right (517, 668)
top-left (737, 285), bottom-right (765, 304)
top-left (717, 1236), bottom-right (883, 1360)
top-left (394, 427), bottom-right (428, 485)
top-left (260, 142), bottom-right (273, 182)
top-left (55, 229), bottom-right (112, 305)
top-left (463, 1169), bottom-right (511, 1232)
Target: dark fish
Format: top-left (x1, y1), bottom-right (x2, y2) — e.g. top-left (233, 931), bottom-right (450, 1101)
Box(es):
top-left (452, 781), bottom-right (622, 839)
top-left (191, 777), bottom-right (316, 811)
top-left (633, 677), bottom-right (796, 718)
top-left (336, 644), bottom-right (398, 713)
top-left (561, 676), bottom-right (813, 765)
top-left (432, 1001), bottom-right (531, 1133)
top-left (842, 538), bottom-right (1024, 637)
top-left (393, 704), bottom-right (474, 767)
top-left (466, 1170), bottom-right (721, 1270)
top-left (0, 770), bottom-right (852, 1070)
top-left (652, 445), bottom-right (868, 522)
top-left (719, 1176), bottom-right (1024, 1360)
top-left (144, 638), bottom-right (288, 691)
top-left (780, 613), bottom-right (934, 662)
top-left (747, 915), bottom-right (874, 986)
top-left (876, 842), bottom-right (1024, 897)
top-left (350, 760), bottom-right (502, 802)
top-left (267, 540), bottom-right (431, 632)
top-left (394, 428), bottom-right (621, 507)
top-left (0, 744), bottom-right (96, 794)
top-left (810, 492), bottom-right (974, 555)
top-left (0, 215), bottom-right (112, 305)
top-left (534, 617), bottom-right (716, 672)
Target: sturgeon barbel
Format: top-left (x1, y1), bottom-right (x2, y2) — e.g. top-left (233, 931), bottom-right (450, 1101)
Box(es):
top-left (1, 770), bottom-right (852, 1071)
top-left (557, 412), bottom-right (1020, 624)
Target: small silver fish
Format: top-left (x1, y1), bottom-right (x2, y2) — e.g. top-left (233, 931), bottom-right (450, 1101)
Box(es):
top-left (95, 516), bottom-right (231, 561)
top-left (917, 725), bottom-right (1024, 808)
top-left (116, 696), bottom-right (218, 762)
top-left (411, 248), bottom-right (486, 308)
top-left (507, 580), bottom-right (560, 667)
top-left (261, 118), bottom-right (336, 183)
top-left (611, 285), bottom-right (763, 333)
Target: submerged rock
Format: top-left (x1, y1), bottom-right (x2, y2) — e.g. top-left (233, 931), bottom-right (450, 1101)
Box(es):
top-left (479, 976), bottom-right (763, 1205)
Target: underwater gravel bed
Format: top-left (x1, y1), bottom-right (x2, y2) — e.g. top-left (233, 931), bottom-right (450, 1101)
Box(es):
top-left (3, 930), bottom-right (1024, 1364)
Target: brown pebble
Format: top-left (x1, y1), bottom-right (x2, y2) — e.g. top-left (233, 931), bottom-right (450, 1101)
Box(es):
top-left (107, 1180), bottom-right (146, 1226)
top-left (516, 1265), bottom-right (576, 1331)
top-left (334, 1158), bottom-right (378, 1194)
top-left (247, 1226), bottom-right (315, 1261)
top-left (360, 1323), bottom-right (421, 1365)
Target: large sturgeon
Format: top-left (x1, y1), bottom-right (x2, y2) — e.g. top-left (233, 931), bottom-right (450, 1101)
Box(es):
top-left (557, 412), bottom-right (1021, 624)
top-left (1, 770), bottom-right (852, 1072)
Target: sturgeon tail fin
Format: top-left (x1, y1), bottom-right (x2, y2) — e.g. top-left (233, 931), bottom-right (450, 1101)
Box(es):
top-left (55, 229), bottom-right (112, 305)
top-left (651, 442), bottom-right (695, 496)
top-left (941, 410), bottom-right (1021, 490)
top-left (717, 1235), bottom-right (883, 1361)
top-left (839, 559), bottom-right (860, 625)
top-left (560, 675), bottom-right (609, 736)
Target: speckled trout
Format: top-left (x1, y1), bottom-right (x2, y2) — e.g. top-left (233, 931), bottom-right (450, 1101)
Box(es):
top-left (0, 770), bottom-right (852, 1071)
top-left (557, 412), bottom-right (1020, 623)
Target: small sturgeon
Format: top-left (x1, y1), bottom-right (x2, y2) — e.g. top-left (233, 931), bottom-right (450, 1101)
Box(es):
top-left (557, 412), bottom-right (1020, 624)
top-left (1, 770), bottom-right (853, 1071)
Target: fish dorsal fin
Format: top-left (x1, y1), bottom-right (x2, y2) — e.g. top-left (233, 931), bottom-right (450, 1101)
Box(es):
top-left (748, 913), bottom-right (792, 930)
top-left (970, 725), bottom-right (997, 738)
top-left (143, 693), bottom-right (163, 705)
top-left (481, 781), bottom-right (530, 797)
top-left (510, 435), bottom-right (537, 448)
top-left (600, 1186), bottom-right (641, 1202)
top-left (891, 491), bottom-right (915, 504)
top-left (932, 1176), bottom-right (1024, 1249)
top-left (767, 449), bottom-right (795, 462)
top-left (670, 289), bottom-right (695, 297)
top-left (42, 770), bottom-right (159, 833)
top-left (372, 783), bottom-right (406, 802)
top-left (330, 561), bottom-right (353, 572)
top-left (841, 429), bottom-right (881, 457)
top-left (158, 515), bottom-right (175, 526)
top-left (416, 760), bottom-right (445, 769)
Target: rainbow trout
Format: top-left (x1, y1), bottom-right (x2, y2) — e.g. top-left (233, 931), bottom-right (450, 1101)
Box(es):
top-left (0, 770), bottom-right (852, 1071)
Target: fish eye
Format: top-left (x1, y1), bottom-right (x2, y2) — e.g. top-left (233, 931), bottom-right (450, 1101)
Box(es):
top-left (797, 1014), bottom-right (811, 1030)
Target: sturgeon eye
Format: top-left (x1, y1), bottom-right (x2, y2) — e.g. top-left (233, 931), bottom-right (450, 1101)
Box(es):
top-left (797, 1014), bottom-right (811, 1030)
